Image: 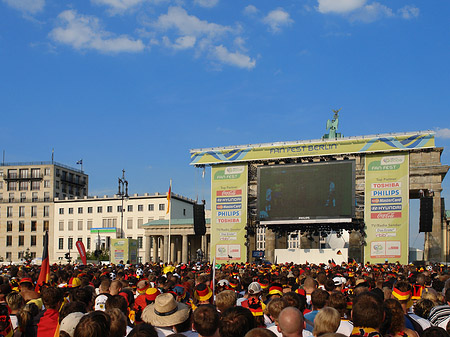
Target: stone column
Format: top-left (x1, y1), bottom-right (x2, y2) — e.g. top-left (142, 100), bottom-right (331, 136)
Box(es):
top-left (145, 235), bottom-right (152, 263)
top-left (201, 235), bottom-right (206, 259)
top-left (265, 228), bottom-right (276, 263)
top-left (162, 235), bottom-right (168, 263)
top-left (153, 236), bottom-right (159, 263)
top-left (182, 235), bottom-right (188, 264)
top-left (170, 239), bottom-right (176, 264)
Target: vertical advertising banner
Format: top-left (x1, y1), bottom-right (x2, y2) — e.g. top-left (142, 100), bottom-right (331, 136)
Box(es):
top-left (211, 164), bottom-right (248, 263)
top-left (364, 153), bottom-right (409, 264)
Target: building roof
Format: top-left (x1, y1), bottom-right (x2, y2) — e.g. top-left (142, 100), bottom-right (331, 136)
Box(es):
top-left (142, 218), bottom-right (211, 227)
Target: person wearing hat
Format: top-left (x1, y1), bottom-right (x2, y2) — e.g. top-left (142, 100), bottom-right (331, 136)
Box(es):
top-left (194, 283), bottom-right (213, 307)
top-left (18, 278), bottom-right (44, 311)
top-left (134, 287), bottom-right (161, 323)
top-left (141, 293), bottom-right (191, 336)
top-left (241, 282), bottom-right (266, 327)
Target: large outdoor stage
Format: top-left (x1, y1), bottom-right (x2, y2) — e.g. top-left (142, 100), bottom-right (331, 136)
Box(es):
top-left (190, 131), bottom-right (449, 264)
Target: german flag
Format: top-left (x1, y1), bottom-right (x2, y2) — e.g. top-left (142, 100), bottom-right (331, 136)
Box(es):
top-left (166, 180), bottom-right (172, 214)
top-left (36, 231), bottom-right (50, 293)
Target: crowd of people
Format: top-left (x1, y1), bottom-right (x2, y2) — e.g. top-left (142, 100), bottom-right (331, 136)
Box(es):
top-left (1, 260), bottom-right (450, 337)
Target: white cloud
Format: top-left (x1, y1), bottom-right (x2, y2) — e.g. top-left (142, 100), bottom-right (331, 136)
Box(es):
top-left (163, 35), bottom-right (196, 49)
top-left (349, 2), bottom-right (393, 23)
top-left (398, 5), bottom-right (419, 19)
top-left (193, 0), bottom-right (219, 8)
top-left (91, 0), bottom-right (145, 14)
top-left (213, 45), bottom-right (255, 69)
top-left (436, 128), bottom-right (450, 139)
top-left (49, 10), bottom-right (145, 53)
top-left (243, 5), bottom-right (258, 15)
top-left (263, 8), bottom-right (294, 33)
top-left (2, 0), bottom-right (44, 14)
top-left (317, 0), bottom-right (366, 14)
top-left (154, 6), bottom-right (232, 37)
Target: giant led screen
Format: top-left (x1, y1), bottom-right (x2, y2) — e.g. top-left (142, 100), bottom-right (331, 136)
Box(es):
top-left (258, 161), bottom-right (355, 223)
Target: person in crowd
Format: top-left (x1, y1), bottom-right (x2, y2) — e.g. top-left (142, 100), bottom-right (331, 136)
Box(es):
top-left (304, 289), bottom-right (329, 329)
top-left (6, 291), bottom-right (25, 331)
top-left (383, 299), bottom-right (419, 337)
top-left (312, 307), bottom-right (341, 337)
top-left (106, 295), bottom-right (134, 334)
top-left (193, 304), bottom-right (220, 337)
top-left (350, 292), bottom-right (384, 337)
top-left (128, 323), bottom-right (158, 337)
top-left (220, 306), bottom-right (256, 337)
top-left (428, 288), bottom-right (450, 328)
top-left (107, 308), bottom-right (128, 337)
top-left (277, 307), bottom-right (304, 337)
top-left (216, 290), bottom-right (237, 313)
top-left (36, 287), bottom-right (64, 337)
top-left (327, 292), bottom-right (353, 336)
top-left (245, 328), bottom-right (278, 337)
top-left (142, 293), bottom-right (191, 337)
top-left (265, 298), bottom-right (288, 337)
top-left (73, 311), bottom-right (110, 337)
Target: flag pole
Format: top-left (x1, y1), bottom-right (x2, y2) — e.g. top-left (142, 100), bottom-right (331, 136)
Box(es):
top-left (167, 180), bottom-right (172, 263)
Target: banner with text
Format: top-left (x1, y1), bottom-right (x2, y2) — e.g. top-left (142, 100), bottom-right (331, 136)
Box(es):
top-left (364, 153), bottom-right (409, 264)
top-left (191, 133), bottom-right (434, 165)
top-left (211, 164), bottom-right (248, 263)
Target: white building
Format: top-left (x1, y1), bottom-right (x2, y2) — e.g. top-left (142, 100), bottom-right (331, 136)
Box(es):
top-left (53, 193), bottom-right (195, 264)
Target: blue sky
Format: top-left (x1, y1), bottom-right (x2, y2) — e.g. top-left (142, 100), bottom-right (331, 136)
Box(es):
top-left (1, 0), bottom-right (449, 250)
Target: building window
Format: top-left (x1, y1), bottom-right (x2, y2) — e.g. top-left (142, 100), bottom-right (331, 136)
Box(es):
top-left (9, 193), bottom-right (14, 202)
top-left (102, 218), bottom-right (117, 228)
top-left (59, 221), bottom-right (64, 231)
top-left (7, 207), bottom-right (13, 217)
top-left (138, 205), bottom-right (143, 211)
top-left (31, 206), bottom-right (37, 217)
top-left (5, 252), bottom-right (11, 260)
top-left (159, 204), bottom-right (165, 211)
top-left (19, 181), bottom-right (28, 191)
top-left (78, 207), bottom-right (83, 214)
top-left (44, 206), bottom-right (49, 217)
top-left (55, 181), bottom-right (59, 189)
top-left (97, 206), bottom-right (102, 213)
top-left (8, 169), bottom-right (17, 179)
top-left (127, 219), bottom-right (133, 229)
top-left (59, 208), bottom-right (64, 215)
top-left (117, 205), bottom-right (122, 212)
top-left (43, 221), bottom-right (49, 231)
top-left (31, 168), bottom-right (40, 178)
top-left (138, 218), bottom-right (144, 228)
top-left (18, 236), bottom-right (24, 246)
top-left (19, 221), bottom-right (25, 232)
top-left (127, 205), bottom-right (133, 212)
top-left (68, 221), bottom-right (73, 231)
top-left (55, 168), bottom-right (60, 177)
top-left (78, 220), bottom-right (83, 231)
top-left (7, 181), bottom-right (17, 191)
top-left (31, 236), bottom-right (36, 246)
top-left (31, 221), bottom-right (37, 232)
top-left (19, 206), bottom-right (25, 217)
top-left (20, 192), bottom-right (26, 202)
top-left (32, 192), bottom-right (38, 202)
top-left (68, 238), bottom-right (73, 250)
top-left (68, 208), bottom-right (73, 214)
top-left (88, 207), bottom-right (93, 214)
top-left (58, 238), bottom-right (64, 250)
top-left (44, 168), bottom-right (50, 176)
top-left (31, 181), bottom-right (40, 191)
top-left (107, 206), bottom-right (112, 213)
top-left (44, 192), bottom-right (50, 202)
top-left (148, 204), bottom-right (154, 211)
top-left (44, 180), bottom-right (50, 188)
top-left (87, 220), bottom-right (92, 230)
top-left (138, 236), bottom-right (143, 249)
top-left (6, 236), bottom-right (12, 246)
top-left (19, 169), bottom-right (28, 179)
top-left (87, 237), bottom-right (91, 250)
top-left (183, 209), bottom-right (186, 216)
top-left (7, 221), bottom-right (12, 232)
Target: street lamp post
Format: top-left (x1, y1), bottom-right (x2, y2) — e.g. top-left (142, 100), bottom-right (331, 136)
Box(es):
top-left (118, 169), bottom-right (129, 239)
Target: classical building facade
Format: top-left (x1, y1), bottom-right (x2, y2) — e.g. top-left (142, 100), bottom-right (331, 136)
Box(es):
top-left (0, 162), bottom-right (88, 263)
top-left (53, 193), bottom-right (196, 263)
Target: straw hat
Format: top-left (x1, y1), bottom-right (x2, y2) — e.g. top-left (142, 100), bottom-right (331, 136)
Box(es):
top-left (141, 293), bottom-right (190, 327)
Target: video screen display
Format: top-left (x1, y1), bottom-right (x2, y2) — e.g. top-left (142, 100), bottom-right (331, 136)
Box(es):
top-left (258, 161), bottom-right (355, 223)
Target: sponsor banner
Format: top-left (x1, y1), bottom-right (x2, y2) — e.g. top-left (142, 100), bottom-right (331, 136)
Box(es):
top-left (371, 197), bottom-right (402, 204)
top-left (217, 204), bottom-right (241, 210)
top-left (211, 164), bottom-right (247, 262)
top-left (190, 133), bottom-right (434, 165)
top-left (216, 196), bottom-right (242, 203)
top-left (110, 239), bottom-right (138, 265)
top-left (364, 153), bottom-right (409, 264)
